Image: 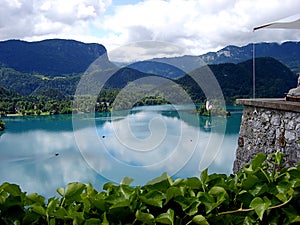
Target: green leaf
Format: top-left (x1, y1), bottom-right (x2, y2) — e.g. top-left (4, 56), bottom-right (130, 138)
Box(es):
top-left (57, 187), bottom-right (64, 196)
top-left (91, 193), bottom-right (106, 211)
top-left (208, 186), bottom-right (225, 196)
top-left (145, 173), bottom-right (171, 192)
top-left (0, 191), bottom-right (7, 204)
top-left (186, 200), bottom-right (201, 216)
top-left (269, 151), bottom-right (284, 167)
top-left (249, 183), bottom-right (268, 196)
top-left (53, 207), bottom-right (68, 219)
top-left (208, 186), bottom-right (228, 205)
top-left (155, 209), bottom-right (174, 225)
top-left (166, 187), bottom-right (184, 204)
top-left (243, 216), bottom-right (256, 225)
top-left (140, 190), bottom-right (165, 208)
top-left (252, 153), bottom-right (266, 170)
top-left (275, 152), bottom-right (284, 166)
top-left (66, 207), bottom-right (85, 223)
top-left (282, 205), bottom-right (300, 223)
top-left (46, 198), bottom-right (59, 217)
top-left (175, 196), bottom-right (192, 211)
top-left (172, 178), bottom-right (184, 186)
top-left (244, 152), bottom-right (266, 174)
top-left (185, 177), bottom-right (202, 190)
top-left (2, 152), bottom-right (299, 225)
top-left (291, 216), bottom-right (300, 223)
top-left (204, 202), bottom-right (218, 214)
top-left (191, 215), bottom-right (209, 225)
top-left (120, 177), bottom-right (134, 186)
top-left (135, 210), bottom-right (155, 225)
top-left (22, 213), bottom-right (41, 224)
top-left (200, 168), bottom-right (208, 191)
top-left (31, 204), bottom-right (46, 216)
top-left (146, 172), bottom-right (169, 185)
top-left (140, 196), bottom-right (162, 208)
top-left (109, 199), bottom-right (130, 209)
top-left (276, 181), bottom-right (293, 202)
top-left (197, 192), bottom-right (216, 214)
top-left (81, 197), bottom-right (91, 213)
top-left (84, 218), bottom-right (102, 225)
top-left (1, 182), bottom-right (23, 196)
top-left (26, 193), bottom-right (45, 205)
top-left (103, 182), bottom-right (117, 192)
top-left (242, 174), bottom-right (260, 190)
top-left (250, 197), bottom-right (271, 220)
top-left (49, 218), bottom-right (56, 225)
top-left (101, 212), bottom-right (109, 225)
top-left (85, 183), bottom-right (96, 195)
top-left (64, 182), bottom-right (86, 198)
top-left (119, 185), bottom-right (134, 200)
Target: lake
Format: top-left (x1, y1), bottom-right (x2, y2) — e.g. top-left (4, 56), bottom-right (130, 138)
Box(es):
top-left (0, 105), bottom-right (242, 197)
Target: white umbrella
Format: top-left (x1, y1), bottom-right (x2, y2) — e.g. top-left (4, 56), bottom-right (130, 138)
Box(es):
top-left (253, 16), bottom-right (300, 31)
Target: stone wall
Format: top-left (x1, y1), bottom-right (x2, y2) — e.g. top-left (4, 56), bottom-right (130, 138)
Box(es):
top-left (233, 99), bottom-right (300, 173)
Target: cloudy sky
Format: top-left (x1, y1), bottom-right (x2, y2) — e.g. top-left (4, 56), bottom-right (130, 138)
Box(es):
top-left (1, 0), bottom-right (300, 57)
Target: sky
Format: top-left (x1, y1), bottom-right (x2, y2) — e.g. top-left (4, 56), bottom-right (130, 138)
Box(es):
top-left (1, 0), bottom-right (300, 59)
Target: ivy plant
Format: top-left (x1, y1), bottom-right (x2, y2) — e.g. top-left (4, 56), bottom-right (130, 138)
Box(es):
top-left (0, 152), bottom-right (300, 224)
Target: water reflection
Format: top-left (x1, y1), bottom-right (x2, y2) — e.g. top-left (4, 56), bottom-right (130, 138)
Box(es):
top-left (0, 107), bottom-right (241, 197)
top-left (0, 116), bottom-right (104, 197)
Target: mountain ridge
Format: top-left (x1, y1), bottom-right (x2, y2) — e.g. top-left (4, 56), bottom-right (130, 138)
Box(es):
top-left (0, 39), bottom-right (299, 78)
top-left (176, 57), bottom-right (296, 103)
top-left (0, 39), bottom-right (111, 76)
top-left (145, 41), bottom-right (300, 76)
top-left (200, 41), bottom-right (300, 70)
top-left (0, 39), bottom-right (298, 106)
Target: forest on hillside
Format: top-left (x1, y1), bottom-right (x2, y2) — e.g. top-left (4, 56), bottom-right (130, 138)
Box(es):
top-left (0, 57), bottom-right (297, 116)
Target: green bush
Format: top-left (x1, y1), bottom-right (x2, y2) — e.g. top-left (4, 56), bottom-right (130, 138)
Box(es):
top-left (0, 119), bottom-right (5, 131)
top-left (0, 152), bottom-right (299, 224)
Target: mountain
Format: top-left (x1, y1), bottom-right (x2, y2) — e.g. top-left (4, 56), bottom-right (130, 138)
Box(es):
top-left (176, 57), bottom-right (296, 103)
top-left (1, 39), bottom-right (298, 79)
top-left (0, 86), bottom-right (21, 100)
top-left (0, 39), bottom-right (111, 76)
top-left (127, 61), bottom-right (186, 79)
top-left (0, 39), bottom-right (297, 106)
top-left (200, 42), bottom-right (300, 72)
top-left (0, 65), bottom-right (161, 97)
top-left (149, 41), bottom-right (300, 75)
top-left (0, 56), bottom-right (296, 104)
top-left (0, 67), bottom-right (79, 96)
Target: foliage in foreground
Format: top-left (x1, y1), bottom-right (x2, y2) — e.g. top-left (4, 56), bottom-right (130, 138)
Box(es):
top-left (1, 152), bottom-right (300, 225)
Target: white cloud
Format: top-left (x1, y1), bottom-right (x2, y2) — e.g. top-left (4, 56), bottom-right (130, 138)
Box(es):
top-left (0, 0), bottom-right (111, 40)
top-left (0, 129), bottom-right (100, 197)
top-left (0, 0), bottom-right (300, 56)
top-left (72, 107), bottom-right (228, 183)
top-left (108, 41), bottom-right (191, 62)
top-left (98, 0), bottom-right (300, 54)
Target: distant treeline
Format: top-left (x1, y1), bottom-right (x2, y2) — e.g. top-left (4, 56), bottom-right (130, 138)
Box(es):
top-left (0, 57), bottom-right (297, 116)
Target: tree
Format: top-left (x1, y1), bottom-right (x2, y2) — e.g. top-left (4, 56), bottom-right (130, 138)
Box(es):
top-left (0, 119), bottom-right (5, 131)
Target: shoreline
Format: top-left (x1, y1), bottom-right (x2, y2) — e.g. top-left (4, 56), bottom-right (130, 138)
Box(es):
top-left (5, 112), bottom-right (51, 117)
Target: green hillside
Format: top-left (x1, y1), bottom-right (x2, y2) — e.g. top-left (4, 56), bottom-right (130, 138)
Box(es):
top-left (0, 56), bottom-right (297, 115)
top-left (176, 57), bottom-right (296, 104)
top-left (0, 39), bottom-right (110, 76)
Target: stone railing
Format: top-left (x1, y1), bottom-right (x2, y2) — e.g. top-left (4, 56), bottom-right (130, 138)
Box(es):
top-left (233, 98), bottom-right (300, 173)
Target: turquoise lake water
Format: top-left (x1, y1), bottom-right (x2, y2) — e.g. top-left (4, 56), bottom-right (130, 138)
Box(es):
top-left (0, 105), bottom-right (242, 197)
